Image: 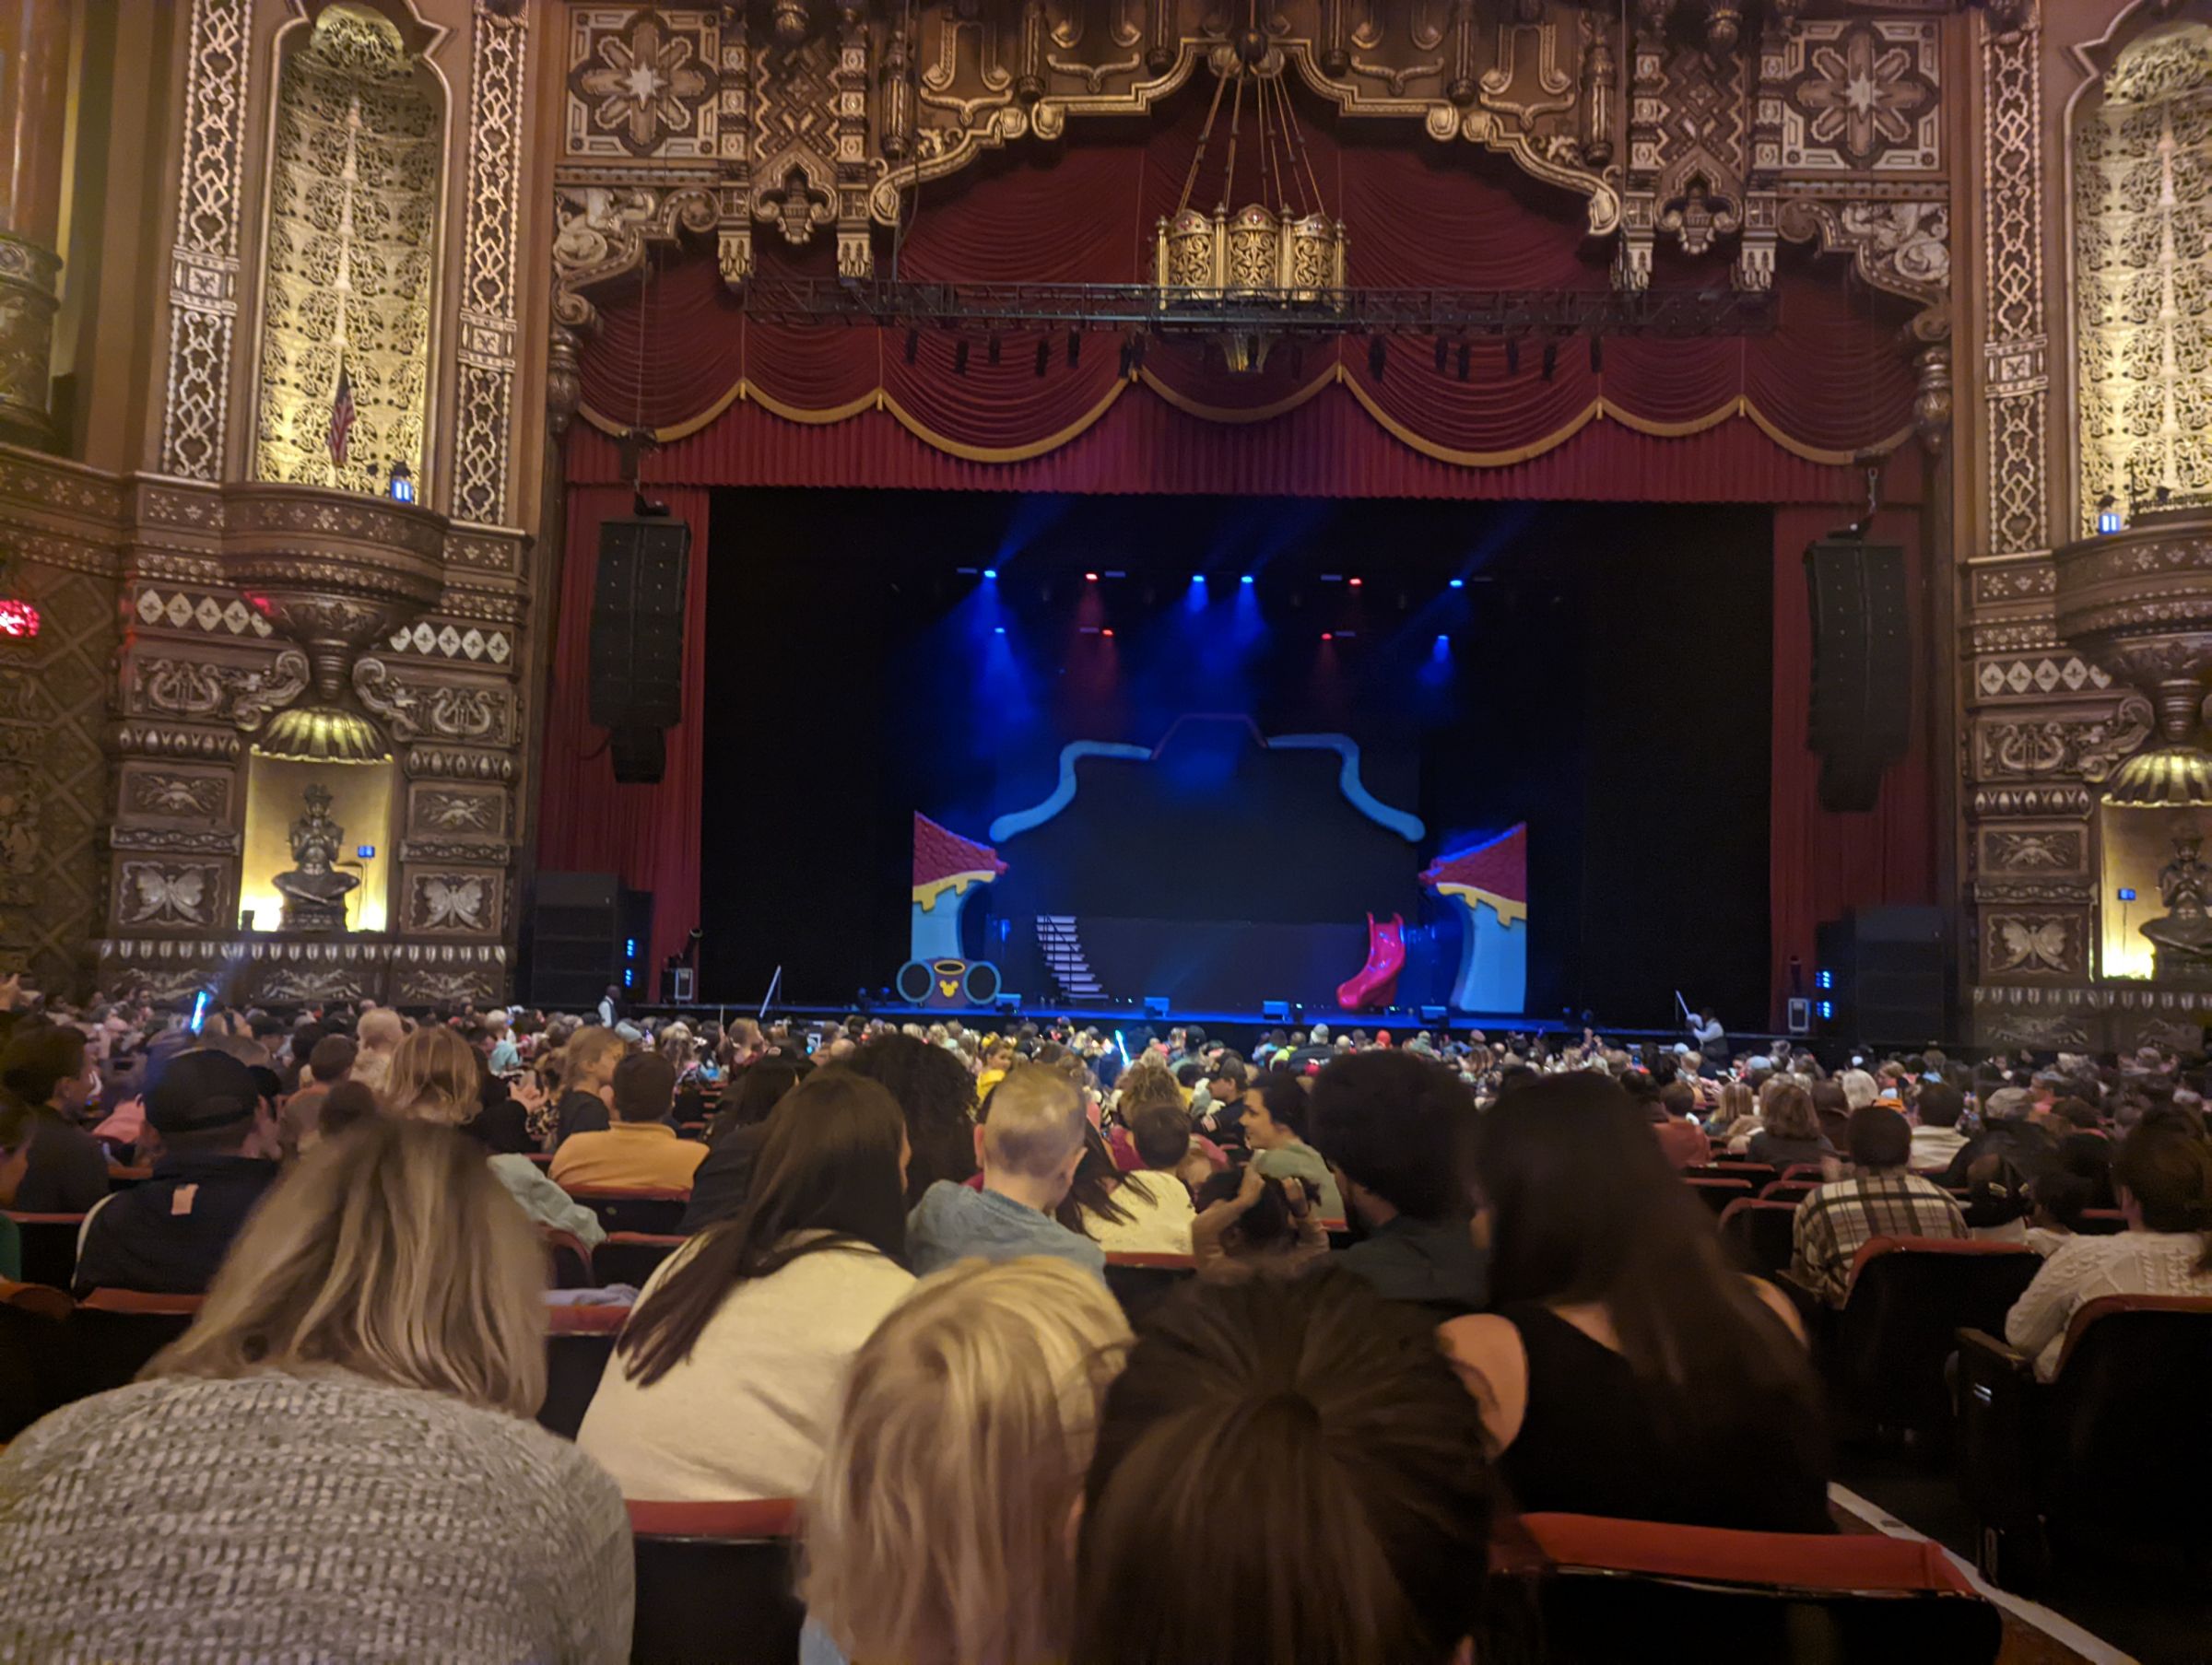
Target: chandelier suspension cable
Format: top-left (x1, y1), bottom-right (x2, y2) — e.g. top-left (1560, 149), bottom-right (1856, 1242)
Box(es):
top-left (1172, 53), bottom-right (1234, 218)
top-left (1267, 68), bottom-right (1308, 219)
top-left (1285, 69), bottom-right (1330, 227)
top-left (1219, 61), bottom-right (1246, 216)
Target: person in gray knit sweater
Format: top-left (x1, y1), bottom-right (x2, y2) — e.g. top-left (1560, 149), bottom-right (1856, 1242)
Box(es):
top-left (0, 1116), bottom-right (633, 1663)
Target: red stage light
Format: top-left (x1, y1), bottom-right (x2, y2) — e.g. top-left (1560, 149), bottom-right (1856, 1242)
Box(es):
top-left (1085, 571), bottom-right (1099, 581)
top-left (1348, 577), bottom-right (1363, 588)
top-left (1101, 627), bottom-right (1115, 638)
top-left (0, 599), bottom-right (40, 639)
top-left (1321, 631), bottom-right (1334, 641)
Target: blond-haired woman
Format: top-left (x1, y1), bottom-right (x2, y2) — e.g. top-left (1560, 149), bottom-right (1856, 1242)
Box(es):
top-left (0, 1118), bottom-right (632, 1661)
top-left (386, 1025), bottom-right (603, 1249)
top-left (350, 1003), bottom-right (405, 1096)
top-left (800, 1256), bottom-right (1132, 1665)
top-left (552, 1026), bottom-right (629, 1144)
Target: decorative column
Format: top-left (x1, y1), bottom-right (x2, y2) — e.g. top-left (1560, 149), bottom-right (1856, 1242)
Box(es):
top-left (0, 0), bottom-right (72, 446)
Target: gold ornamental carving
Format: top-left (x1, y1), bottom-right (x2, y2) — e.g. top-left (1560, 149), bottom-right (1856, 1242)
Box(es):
top-left (160, 0), bottom-right (253, 481)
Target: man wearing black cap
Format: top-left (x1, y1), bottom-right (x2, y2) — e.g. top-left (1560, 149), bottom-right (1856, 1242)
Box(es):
top-left (72, 1050), bottom-right (279, 1298)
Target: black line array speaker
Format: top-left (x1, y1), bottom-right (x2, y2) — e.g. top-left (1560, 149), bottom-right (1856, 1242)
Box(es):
top-left (589, 516), bottom-right (690, 784)
top-left (528, 872), bottom-right (654, 1011)
top-left (1804, 538), bottom-right (1912, 814)
top-left (1816, 906), bottom-right (1947, 1046)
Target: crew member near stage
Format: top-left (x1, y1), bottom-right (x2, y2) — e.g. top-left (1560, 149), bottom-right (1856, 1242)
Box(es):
top-left (1689, 1008), bottom-right (1731, 1072)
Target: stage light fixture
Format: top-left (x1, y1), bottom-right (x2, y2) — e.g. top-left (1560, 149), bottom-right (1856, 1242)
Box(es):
top-left (1348, 577), bottom-right (1362, 588)
top-left (982, 568), bottom-right (997, 580)
top-left (1321, 631), bottom-right (1334, 641)
top-left (1102, 627), bottom-right (1115, 639)
top-left (1191, 573), bottom-right (1206, 585)
top-left (1240, 573), bottom-right (1254, 585)
top-left (1541, 341), bottom-right (1557, 380)
top-left (955, 338), bottom-right (971, 375)
top-left (1449, 578), bottom-right (1465, 589)
top-left (1085, 570), bottom-right (1099, 582)
top-left (904, 328), bottom-right (919, 364)
top-left (1035, 337), bottom-right (1049, 377)
top-left (993, 625), bottom-right (1006, 635)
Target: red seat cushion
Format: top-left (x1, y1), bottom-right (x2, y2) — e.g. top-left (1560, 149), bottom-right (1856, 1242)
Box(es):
top-left (1519, 1513), bottom-right (1975, 1595)
top-left (628, 1497), bottom-right (798, 1540)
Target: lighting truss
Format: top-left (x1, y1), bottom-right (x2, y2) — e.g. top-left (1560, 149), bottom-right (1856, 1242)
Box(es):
top-left (732, 277), bottom-right (1775, 340)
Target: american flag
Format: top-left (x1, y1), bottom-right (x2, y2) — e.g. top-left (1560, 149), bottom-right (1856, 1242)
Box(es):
top-left (327, 358), bottom-right (357, 467)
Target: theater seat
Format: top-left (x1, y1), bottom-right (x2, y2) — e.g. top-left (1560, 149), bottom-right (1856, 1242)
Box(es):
top-left (1826, 1237), bottom-right (2041, 1440)
top-left (2072, 1209), bottom-right (2126, 1236)
top-left (0, 1281), bottom-right (70, 1437)
top-left (1102, 1251), bottom-right (1196, 1321)
top-left (595, 1233), bottom-right (688, 1289)
top-left (540, 1302), bottom-right (627, 1439)
top-left (568, 1189), bottom-right (691, 1237)
top-left (1685, 1178), bottom-right (1753, 1215)
top-left (543, 1228), bottom-right (595, 1290)
top-left (1759, 1179), bottom-right (1819, 1203)
top-left (5, 1212), bottom-right (85, 1291)
top-left (1500, 1512), bottom-right (2001, 1664)
top-left (1718, 1198), bottom-right (1798, 1276)
top-left (1687, 1162), bottom-right (1780, 1190)
top-left (627, 1498), bottom-right (804, 1665)
top-left (1779, 1164), bottom-right (1828, 1184)
top-left (68, 1289), bottom-right (204, 1402)
top-left (1957, 1294), bottom-right (2212, 1591)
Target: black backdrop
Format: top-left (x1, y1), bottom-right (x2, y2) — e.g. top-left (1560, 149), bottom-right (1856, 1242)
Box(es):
top-left (699, 488), bottom-right (1771, 1027)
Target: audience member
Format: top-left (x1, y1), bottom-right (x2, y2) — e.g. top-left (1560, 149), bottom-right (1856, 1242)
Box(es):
top-left (0, 1096), bottom-right (29, 1279)
top-left (549, 1052), bottom-right (706, 1192)
top-left (307, 1078), bottom-right (378, 1154)
top-left (276, 1034), bottom-right (356, 1160)
top-left (1241, 1073), bottom-right (1345, 1221)
top-left (1307, 1051), bottom-right (1487, 1309)
top-left (350, 1005), bottom-right (403, 1096)
top-left (578, 1071), bottom-right (915, 1499)
top-left (2005, 1120), bottom-right (2212, 1379)
top-left (1746, 1081), bottom-right (1830, 1171)
top-left (1197, 1050), bottom-right (1250, 1143)
top-left (1940, 1085), bottom-right (2061, 1190)
top-left (0, 1117), bottom-right (632, 1660)
top-left (550, 1026), bottom-right (627, 1144)
top-left (801, 1259), bottom-right (1132, 1665)
top-left (1790, 1105), bottom-right (1969, 1305)
top-left (2, 1025), bottom-right (107, 1212)
top-left (385, 1025), bottom-right (603, 1248)
top-left (1070, 1118), bottom-right (1194, 1253)
top-left (841, 1031), bottom-right (980, 1203)
top-left (1651, 1079), bottom-right (1712, 1169)
top-left (906, 1065), bottom-right (1103, 1280)
top-left (1441, 1073), bottom-right (1830, 1531)
top-left (1191, 1163), bottom-right (1329, 1282)
top-left (1076, 1272), bottom-right (1493, 1665)
top-left (1909, 1081), bottom-right (1970, 1172)
top-left (683, 1054), bottom-right (809, 1231)
top-left (73, 1050), bottom-right (280, 1298)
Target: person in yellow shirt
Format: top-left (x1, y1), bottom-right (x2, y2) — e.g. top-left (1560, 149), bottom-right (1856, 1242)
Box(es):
top-left (548, 1052), bottom-right (707, 1192)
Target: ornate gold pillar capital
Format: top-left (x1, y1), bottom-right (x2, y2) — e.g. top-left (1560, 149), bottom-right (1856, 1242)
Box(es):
top-left (0, 232), bottom-right (60, 446)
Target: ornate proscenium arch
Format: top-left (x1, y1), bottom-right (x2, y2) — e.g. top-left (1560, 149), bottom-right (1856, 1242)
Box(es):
top-left (549, 2), bottom-right (1956, 405)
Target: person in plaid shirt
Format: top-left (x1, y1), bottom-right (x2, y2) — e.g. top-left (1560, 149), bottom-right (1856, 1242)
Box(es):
top-left (1792, 1105), bottom-right (1969, 1305)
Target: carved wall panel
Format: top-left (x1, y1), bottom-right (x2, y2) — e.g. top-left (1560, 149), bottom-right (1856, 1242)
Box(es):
top-left (406, 868), bottom-right (500, 935)
top-left (160, 0), bottom-right (253, 481)
top-left (1980, 6), bottom-right (2050, 557)
top-left (453, 0), bottom-right (529, 527)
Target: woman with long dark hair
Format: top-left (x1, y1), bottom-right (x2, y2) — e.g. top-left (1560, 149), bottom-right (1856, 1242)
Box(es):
top-left (1441, 1073), bottom-right (1831, 1531)
top-left (578, 1069), bottom-right (914, 1500)
top-left (680, 1054), bottom-right (813, 1232)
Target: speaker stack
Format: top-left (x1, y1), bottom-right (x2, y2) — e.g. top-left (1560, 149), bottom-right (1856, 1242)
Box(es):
top-left (1803, 539), bottom-right (1912, 814)
top-left (589, 516), bottom-right (691, 785)
top-left (528, 873), bottom-right (655, 1010)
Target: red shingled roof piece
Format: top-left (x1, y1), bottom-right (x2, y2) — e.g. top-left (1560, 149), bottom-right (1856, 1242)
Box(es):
top-left (1420, 823), bottom-right (1525, 904)
top-left (912, 814), bottom-right (1006, 887)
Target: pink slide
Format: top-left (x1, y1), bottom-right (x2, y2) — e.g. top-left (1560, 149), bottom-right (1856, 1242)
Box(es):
top-left (1336, 912), bottom-right (1406, 1013)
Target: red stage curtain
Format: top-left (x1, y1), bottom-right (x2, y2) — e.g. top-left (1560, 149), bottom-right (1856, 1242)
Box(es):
top-left (535, 484), bottom-right (712, 1000)
top-left (571, 93), bottom-right (1917, 468)
top-left (1770, 487), bottom-right (1938, 1026)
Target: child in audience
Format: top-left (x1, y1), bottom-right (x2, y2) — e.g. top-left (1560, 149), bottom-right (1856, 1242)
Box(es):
top-left (579, 1070), bottom-right (916, 1499)
top-left (1074, 1271), bottom-right (1493, 1664)
top-left (1191, 1163), bottom-right (1329, 1282)
top-left (0, 1118), bottom-right (632, 1662)
top-left (800, 1257), bottom-right (1132, 1665)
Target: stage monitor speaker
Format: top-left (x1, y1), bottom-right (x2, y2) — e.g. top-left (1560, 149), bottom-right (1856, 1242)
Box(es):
top-left (1804, 539), bottom-right (1912, 814)
top-left (528, 872), bottom-right (654, 1011)
top-left (1815, 906), bottom-right (1946, 1046)
top-left (590, 516), bottom-right (691, 783)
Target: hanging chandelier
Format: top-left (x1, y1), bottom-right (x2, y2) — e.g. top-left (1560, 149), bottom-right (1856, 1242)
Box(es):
top-left (1153, 20), bottom-right (1346, 373)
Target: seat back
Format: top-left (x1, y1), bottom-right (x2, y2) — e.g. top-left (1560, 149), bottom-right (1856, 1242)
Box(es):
top-left (542, 1228), bottom-right (595, 1289)
top-left (2043, 1295), bottom-right (2212, 1538)
top-left (1834, 1238), bottom-right (2041, 1433)
top-left (2072, 1209), bottom-right (2126, 1237)
top-left (1102, 1251), bottom-right (1196, 1321)
top-left (540, 1302), bottom-right (629, 1439)
top-left (1685, 1178), bottom-right (1753, 1215)
top-left (5, 1212), bottom-right (85, 1290)
top-left (1706, 1161), bottom-right (1781, 1190)
top-left (0, 1281), bottom-right (70, 1438)
top-left (627, 1499), bottom-right (804, 1665)
top-left (570, 1189), bottom-right (691, 1236)
top-left (66, 1291), bottom-right (204, 1402)
top-left (595, 1232), bottom-right (688, 1289)
top-left (1759, 1179), bottom-right (1819, 1203)
top-left (1718, 1199), bottom-right (1799, 1275)
top-left (1780, 1164), bottom-right (1828, 1183)
top-left (1503, 1512), bottom-right (2002, 1665)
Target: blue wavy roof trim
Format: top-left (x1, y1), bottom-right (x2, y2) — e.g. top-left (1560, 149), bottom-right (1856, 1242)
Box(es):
top-left (1267, 733), bottom-right (1427, 842)
top-left (988, 741), bottom-right (1153, 840)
